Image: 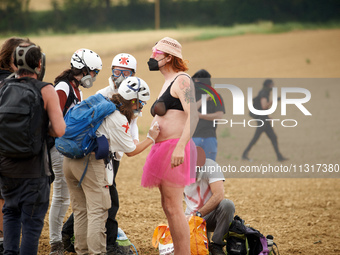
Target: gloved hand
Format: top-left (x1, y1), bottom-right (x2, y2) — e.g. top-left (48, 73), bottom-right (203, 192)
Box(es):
top-left (147, 121), bottom-right (160, 144)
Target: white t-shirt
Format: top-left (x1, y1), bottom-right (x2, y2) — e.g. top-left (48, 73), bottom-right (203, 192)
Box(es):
top-left (184, 159), bottom-right (225, 215)
top-left (96, 77), bottom-right (139, 142)
top-left (96, 111), bottom-right (136, 155)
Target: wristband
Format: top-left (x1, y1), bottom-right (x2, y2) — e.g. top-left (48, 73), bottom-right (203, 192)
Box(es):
top-left (147, 133), bottom-right (155, 144)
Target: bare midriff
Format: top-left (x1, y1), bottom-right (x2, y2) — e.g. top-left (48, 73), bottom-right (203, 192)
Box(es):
top-left (154, 109), bottom-right (187, 143)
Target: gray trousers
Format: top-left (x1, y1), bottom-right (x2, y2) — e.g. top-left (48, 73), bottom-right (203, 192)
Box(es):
top-left (204, 199), bottom-right (235, 246)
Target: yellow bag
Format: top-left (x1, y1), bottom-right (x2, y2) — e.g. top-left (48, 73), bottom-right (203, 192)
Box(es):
top-left (189, 216), bottom-right (209, 255)
top-left (152, 216), bottom-right (209, 255)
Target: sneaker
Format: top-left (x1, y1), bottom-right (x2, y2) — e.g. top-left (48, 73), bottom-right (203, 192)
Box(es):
top-left (242, 154), bottom-right (253, 162)
top-left (209, 243), bottom-right (225, 255)
top-left (50, 241), bottom-right (63, 255)
top-left (278, 156), bottom-right (288, 162)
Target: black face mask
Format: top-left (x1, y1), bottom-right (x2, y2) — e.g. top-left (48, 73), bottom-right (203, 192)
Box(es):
top-left (147, 57), bottom-right (165, 71)
top-left (147, 58), bottom-right (159, 71)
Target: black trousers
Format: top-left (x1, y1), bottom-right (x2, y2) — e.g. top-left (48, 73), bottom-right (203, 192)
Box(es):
top-left (243, 119), bottom-right (283, 159)
top-left (106, 158), bottom-right (120, 248)
top-left (62, 158), bottom-right (120, 248)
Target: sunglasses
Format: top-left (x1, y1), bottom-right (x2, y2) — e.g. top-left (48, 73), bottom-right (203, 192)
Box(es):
top-left (112, 69), bottom-right (133, 78)
top-left (94, 69), bottom-right (100, 76)
top-left (152, 49), bottom-right (164, 58)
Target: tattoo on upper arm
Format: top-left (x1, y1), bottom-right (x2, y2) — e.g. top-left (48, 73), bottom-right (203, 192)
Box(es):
top-left (179, 79), bottom-right (189, 90)
top-left (179, 78), bottom-right (195, 104)
top-left (184, 88), bottom-right (194, 104)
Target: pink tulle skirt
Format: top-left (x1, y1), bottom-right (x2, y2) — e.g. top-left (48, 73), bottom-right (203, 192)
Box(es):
top-left (141, 139), bottom-right (197, 188)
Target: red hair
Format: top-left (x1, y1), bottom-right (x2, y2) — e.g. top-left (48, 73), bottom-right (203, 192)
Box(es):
top-left (165, 53), bottom-right (188, 72)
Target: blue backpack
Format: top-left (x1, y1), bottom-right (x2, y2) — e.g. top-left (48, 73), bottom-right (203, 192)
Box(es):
top-left (55, 93), bottom-right (116, 159)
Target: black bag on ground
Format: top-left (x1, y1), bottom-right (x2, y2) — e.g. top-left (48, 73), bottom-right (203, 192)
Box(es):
top-left (224, 215), bottom-right (278, 255)
top-left (0, 77), bottom-right (50, 158)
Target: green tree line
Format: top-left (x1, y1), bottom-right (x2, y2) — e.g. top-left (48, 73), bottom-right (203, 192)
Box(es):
top-left (0, 0), bottom-right (339, 35)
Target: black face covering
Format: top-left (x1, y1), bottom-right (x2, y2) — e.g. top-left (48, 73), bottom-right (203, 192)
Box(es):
top-left (147, 57), bottom-right (166, 71)
top-left (147, 58), bottom-right (159, 71)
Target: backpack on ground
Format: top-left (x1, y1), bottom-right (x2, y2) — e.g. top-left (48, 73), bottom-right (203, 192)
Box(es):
top-left (117, 227), bottom-right (138, 255)
top-left (0, 77), bottom-right (50, 158)
top-left (223, 215), bottom-right (279, 255)
top-left (55, 93), bottom-right (116, 159)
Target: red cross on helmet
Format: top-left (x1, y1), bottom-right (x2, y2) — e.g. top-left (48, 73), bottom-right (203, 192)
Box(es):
top-left (111, 53), bottom-right (137, 73)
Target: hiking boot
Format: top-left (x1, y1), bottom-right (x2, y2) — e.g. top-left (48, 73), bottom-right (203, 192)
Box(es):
top-left (209, 243), bottom-right (225, 255)
top-left (50, 241), bottom-right (63, 255)
top-left (62, 233), bottom-right (75, 253)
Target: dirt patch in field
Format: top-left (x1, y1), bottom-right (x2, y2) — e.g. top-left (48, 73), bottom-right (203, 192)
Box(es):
top-left (24, 29), bottom-right (340, 255)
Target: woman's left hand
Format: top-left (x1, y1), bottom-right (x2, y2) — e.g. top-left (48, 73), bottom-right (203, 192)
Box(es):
top-left (171, 145), bottom-right (185, 168)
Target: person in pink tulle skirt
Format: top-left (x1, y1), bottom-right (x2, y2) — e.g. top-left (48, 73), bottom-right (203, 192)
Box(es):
top-left (143, 37), bottom-right (198, 255)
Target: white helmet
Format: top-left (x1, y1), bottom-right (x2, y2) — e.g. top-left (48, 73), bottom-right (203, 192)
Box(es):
top-left (111, 53), bottom-right (137, 73)
top-left (71, 48), bottom-right (102, 71)
top-left (118, 77), bottom-right (150, 102)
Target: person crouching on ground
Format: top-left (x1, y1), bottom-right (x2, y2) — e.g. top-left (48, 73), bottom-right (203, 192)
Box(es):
top-left (184, 147), bottom-right (235, 255)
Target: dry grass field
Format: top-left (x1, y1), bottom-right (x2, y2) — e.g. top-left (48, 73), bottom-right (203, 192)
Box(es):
top-left (1, 28), bottom-right (339, 254)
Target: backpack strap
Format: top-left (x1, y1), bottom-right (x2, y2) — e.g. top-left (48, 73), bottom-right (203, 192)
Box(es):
top-left (62, 80), bottom-right (79, 116)
top-left (25, 78), bottom-right (55, 179)
top-left (47, 80), bottom-right (78, 150)
top-left (169, 73), bottom-right (191, 87)
top-left (4, 73), bottom-right (15, 80)
top-left (272, 242), bottom-right (280, 255)
top-left (77, 154), bottom-right (91, 187)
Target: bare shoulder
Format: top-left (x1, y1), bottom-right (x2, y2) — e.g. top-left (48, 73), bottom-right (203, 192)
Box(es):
top-left (40, 83), bottom-right (58, 108)
top-left (173, 73), bottom-right (191, 90)
top-left (41, 83), bottom-right (56, 97)
top-left (173, 73), bottom-right (194, 104)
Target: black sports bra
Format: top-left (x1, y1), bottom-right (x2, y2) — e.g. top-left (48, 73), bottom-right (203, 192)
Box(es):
top-left (150, 74), bottom-right (190, 117)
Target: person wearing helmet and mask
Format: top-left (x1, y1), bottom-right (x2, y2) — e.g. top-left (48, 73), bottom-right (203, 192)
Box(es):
top-left (63, 76), bottom-right (159, 255)
top-left (143, 37), bottom-right (198, 254)
top-left (48, 48), bottom-right (102, 255)
top-left (62, 53), bottom-right (142, 254)
top-left (97, 53), bottom-right (139, 143)
top-left (96, 53), bottom-right (140, 253)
